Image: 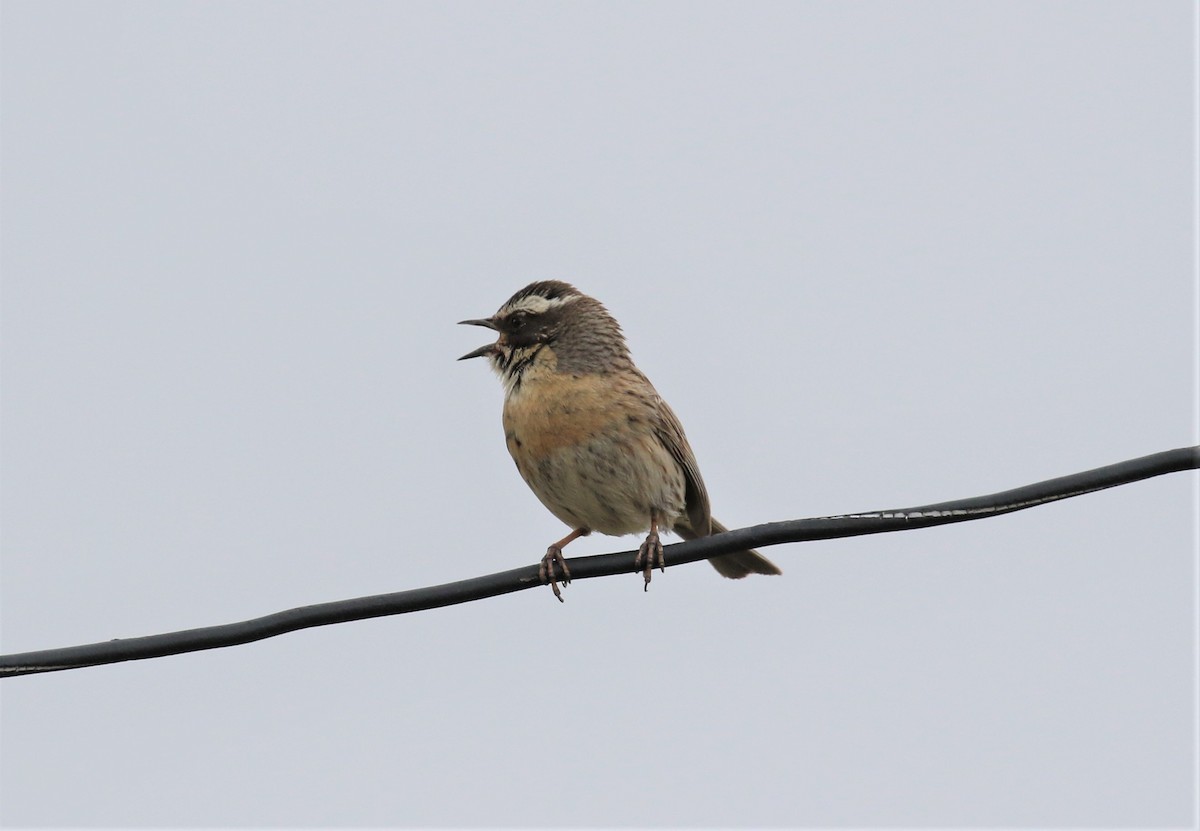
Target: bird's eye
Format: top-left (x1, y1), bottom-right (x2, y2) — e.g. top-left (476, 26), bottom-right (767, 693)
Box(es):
top-left (509, 313), bottom-right (527, 330)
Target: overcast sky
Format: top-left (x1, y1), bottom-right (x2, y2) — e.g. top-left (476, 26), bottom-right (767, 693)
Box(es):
top-left (1, 1), bottom-right (1195, 827)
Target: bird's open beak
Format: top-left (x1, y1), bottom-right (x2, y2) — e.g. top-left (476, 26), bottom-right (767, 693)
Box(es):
top-left (458, 317), bottom-right (499, 361)
top-left (459, 318), bottom-right (498, 330)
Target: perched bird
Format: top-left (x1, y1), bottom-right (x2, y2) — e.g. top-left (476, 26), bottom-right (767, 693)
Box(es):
top-left (459, 281), bottom-right (781, 600)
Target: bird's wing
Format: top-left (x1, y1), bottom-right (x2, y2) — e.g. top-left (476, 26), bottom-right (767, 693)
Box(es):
top-left (653, 395), bottom-right (711, 536)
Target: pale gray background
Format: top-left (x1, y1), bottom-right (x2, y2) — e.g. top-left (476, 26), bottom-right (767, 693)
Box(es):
top-left (1, 1), bottom-right (1195, 827)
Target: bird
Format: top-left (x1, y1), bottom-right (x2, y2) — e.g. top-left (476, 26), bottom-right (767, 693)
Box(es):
top-left (459, 280), bottom-right (781, 600)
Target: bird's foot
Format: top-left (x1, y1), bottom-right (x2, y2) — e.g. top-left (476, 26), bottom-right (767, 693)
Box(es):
top-left (634, 529), bottom-right (664, 591)
top-left (539, 545), bottom-right (572, 602)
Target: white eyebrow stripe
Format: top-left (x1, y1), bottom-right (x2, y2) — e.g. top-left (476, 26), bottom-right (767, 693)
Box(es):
top-left (506, 294), bottom-right (577, 315)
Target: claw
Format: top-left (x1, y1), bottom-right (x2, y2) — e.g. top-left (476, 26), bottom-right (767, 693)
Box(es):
top-left (634, 528), bottom-right (663, 591)
top-left (539, 545), bottom-right (572, 602)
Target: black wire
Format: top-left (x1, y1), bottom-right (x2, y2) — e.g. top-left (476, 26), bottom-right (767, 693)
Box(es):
top-left (2, 445), bottom-right (1196, 678)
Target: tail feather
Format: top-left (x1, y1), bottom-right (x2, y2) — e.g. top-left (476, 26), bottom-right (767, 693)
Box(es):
top-left (675, 518), bottom-right (782, 579)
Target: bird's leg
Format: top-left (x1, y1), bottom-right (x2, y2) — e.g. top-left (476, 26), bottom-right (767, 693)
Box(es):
top-left (541, 528), bottom-right (587, 602)
top-left (635, 514), bottom-right (665, 591)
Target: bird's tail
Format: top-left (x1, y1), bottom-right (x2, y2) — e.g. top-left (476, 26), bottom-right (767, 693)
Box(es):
top-left (675, 517), bottom-right (782, 579)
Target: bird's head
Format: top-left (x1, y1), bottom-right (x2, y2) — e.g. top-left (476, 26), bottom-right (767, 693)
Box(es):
top-left (458, 280), bottom-right (628, 387)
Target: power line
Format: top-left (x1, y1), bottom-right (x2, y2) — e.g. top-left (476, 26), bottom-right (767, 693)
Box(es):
top-left (2, 445), bottom-right (1196, 678)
